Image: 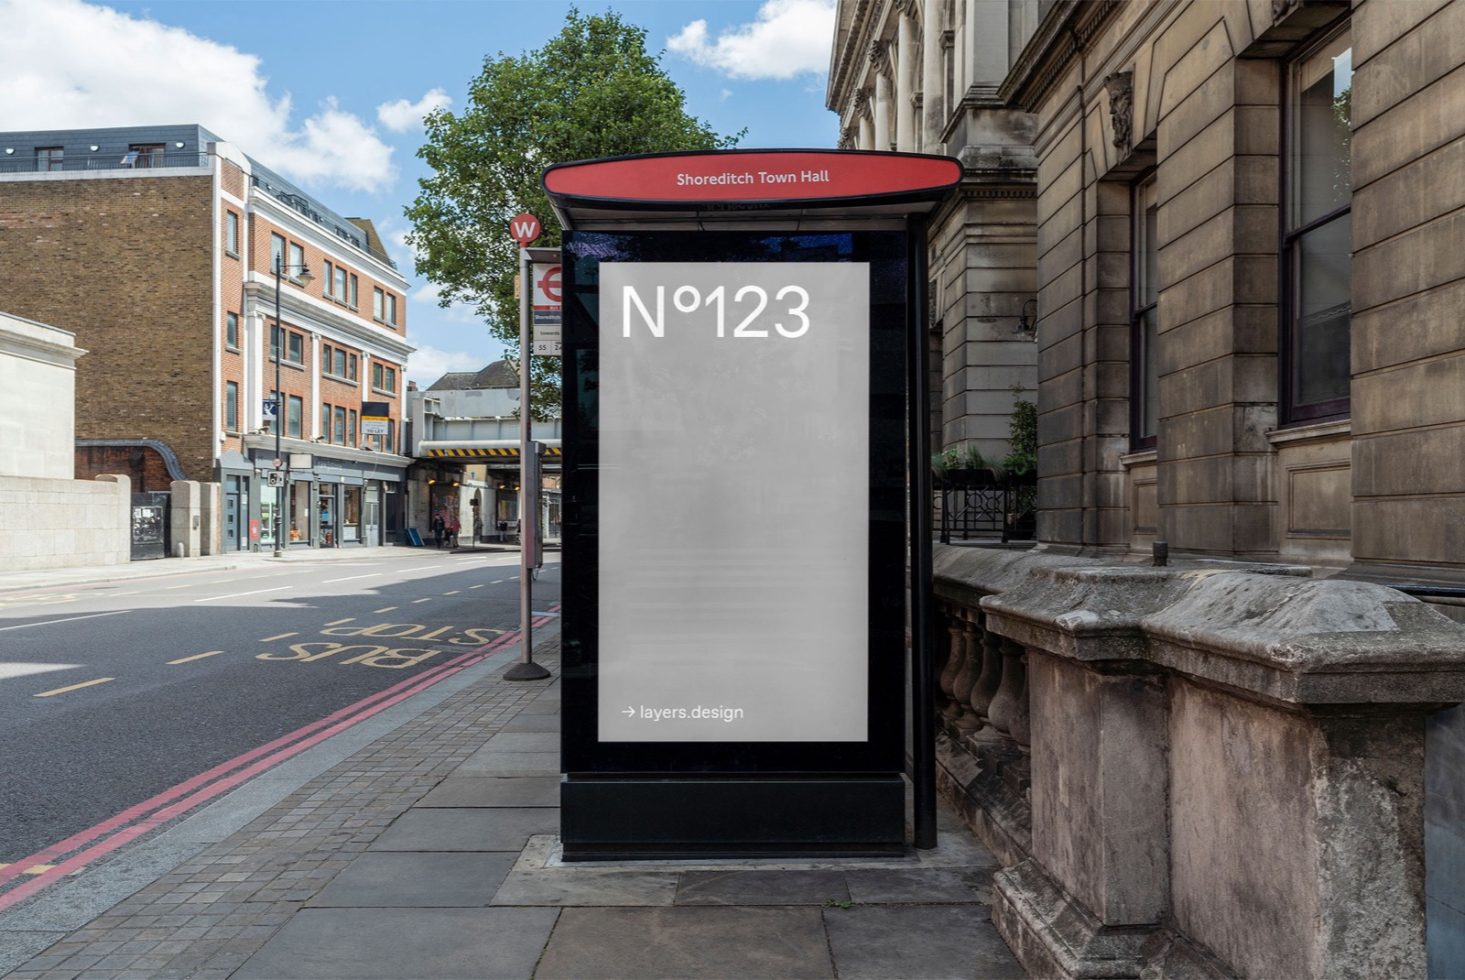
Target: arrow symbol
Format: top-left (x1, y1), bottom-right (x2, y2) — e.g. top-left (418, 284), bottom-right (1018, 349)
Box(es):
top-left (622, 706), bottom-right (636, 717)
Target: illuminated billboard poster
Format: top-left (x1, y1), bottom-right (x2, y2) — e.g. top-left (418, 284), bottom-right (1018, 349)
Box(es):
top-left (597, 261), bottom-right (870, 742)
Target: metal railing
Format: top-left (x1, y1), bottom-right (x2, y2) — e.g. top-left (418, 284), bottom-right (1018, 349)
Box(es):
top-left (936, 475), bottom-right (1037, 544)
top-left (0, 150), bottom-right (210, 174)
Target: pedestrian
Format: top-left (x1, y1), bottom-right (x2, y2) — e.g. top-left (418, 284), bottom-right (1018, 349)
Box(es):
top-left (431, 512), bottom-right (445, 548)
top-left (446, 513), bottom-right (461, 549)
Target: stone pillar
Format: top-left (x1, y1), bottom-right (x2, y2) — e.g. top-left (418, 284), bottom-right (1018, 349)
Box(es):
top-left (921, 0), bottom-right (943, 151)
top-left (169, 479), bottom-right (203, 558)
top-left (94, 473), bottom-right (131, 564)
top-left (198, 482), bottom-right (222, 556)
top-left (873, 65), bottom-right (892, 151)
top-left (896, 8), bottom-right (915, 151)
top-left (858, 108), bottom-right (874, 152)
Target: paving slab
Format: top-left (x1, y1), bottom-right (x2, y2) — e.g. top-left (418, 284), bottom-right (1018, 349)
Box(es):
top-left (844, 867), bottom-right (993, 905)
top-left (234, 907), bottom-right (557, 979)
top-left (499, 712), bottom-right (561, 733)
top-left (369, 807), bottom-right (558, 852)
top-left (535, 906), bottom-right (833, 979)
top-left (517, 698), bottom-right (562, 715)
top-left (822, 904), bottom-right (1024, 979)
top-left (457, 747), bottom-right (561, 774)
top-left (673, 869), bottom-right (850, 906)
top-left (307, 852), bottom-right (516, 907)
top-left (417, 775), bottom-right (561, 808)
top-left (493, 868), bottom-right (680, 906)
top-left (483, 731), bottom-right (559, 752)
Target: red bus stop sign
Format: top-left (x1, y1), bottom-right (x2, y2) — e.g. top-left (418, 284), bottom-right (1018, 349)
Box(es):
top-left (509, 212), bottom-right (541, 246)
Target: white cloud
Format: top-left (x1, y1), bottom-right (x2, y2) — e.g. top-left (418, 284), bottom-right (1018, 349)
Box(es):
top-left (668, 0), bottom-right (835, 80)
top-left (0, 0), bottom-right (395, 193)
top-left (376, 88), bottom-right (452, 133)
top-left (406, 343), bottom-right (486, 388)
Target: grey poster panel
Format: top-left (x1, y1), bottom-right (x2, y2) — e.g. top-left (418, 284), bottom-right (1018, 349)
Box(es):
top-left (598, 262), bottom-right (871, 742)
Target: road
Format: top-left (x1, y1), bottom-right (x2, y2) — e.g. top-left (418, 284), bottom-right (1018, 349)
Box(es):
top-left (0, 547), bottom-right (558, 900)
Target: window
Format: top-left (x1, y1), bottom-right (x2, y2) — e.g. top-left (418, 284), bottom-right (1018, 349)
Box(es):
top-left (334, 348), bottom-right (348, 378)
top-left (348, 353), bottom-right (358, 381)
top-left (373, 287), bottom-right (384, 320)
top-left (348, 409), bottom-right (358, 446)
top-left (1131, 174), bottom-right (1159, 450)
top-left (271, 324), bottom-right (304, 364)
top-left (226, 312), bottom-right (239, 350)
top-left (124, 144), bottom-right (164, 167)
top-left (225, 382), bottom-right (238, 431)
top-left (386, 293), bottom-right (398, 326)
top-left (323, 261), bottom-right (335, 298)
top-left (288, 242), bottom-right (305, 280)
top-left (335, 266), bottom-right (348, 303)
top-left (268, 389), bottom-right (279, 433)
top-left (36, 146), bottom-right (63, 172)
top-left (322, 343), bottom-right (333, 368)
top-left (287, 395), bottom-right (303, 439)
top-left (225, 211), bottom-right (239, 256)
top-left (373, 363), bottom-right (397, 394)
top-left (349, 274), bottom-right (359, 309)
top-left (271, 233), bottom-right (286, 274)
top-left (1283, 26), bottom-right (1353, 423)
top-left (334, 406), bottom-right (347, 445)
top-left (321, 402), bottom-right (332, 442)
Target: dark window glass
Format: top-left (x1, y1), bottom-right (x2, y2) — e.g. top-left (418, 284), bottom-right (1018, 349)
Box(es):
top-left (349, 353), bottom-right (358, 380)
top-left (225, 211), bottom-right (239, 254)
top-left (1284, 28), bottom-right (1352, 423)
top-left (36, 147), bottom-right (63, 171)
top-left (335, 348), bottom-right (347, 377)
top-left (334, 406), bottom-right (347, 444)
top-left (348, 409), bottom-right (357, 446)
top-left (225, 382), bottom-right (238, 431)
top-left (349, 274), bottom-right (359, 308)
top-left (271, 234), bottom-right (286, 273)
top-left (226, 312), bottom-right (238, 349)
top-left (1131, 174), bottom-right (1159, 449)
top-left (287, 395), bottom-right (303, 438)
top-left (288, 332), bottom-right (303, 363)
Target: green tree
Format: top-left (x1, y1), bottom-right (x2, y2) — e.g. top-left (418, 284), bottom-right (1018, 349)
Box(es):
top-left (405, 8), bottom-right (741, 417)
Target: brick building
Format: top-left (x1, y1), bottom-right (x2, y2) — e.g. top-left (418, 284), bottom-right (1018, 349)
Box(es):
top-left (0, 125), bottom-right (413, 550)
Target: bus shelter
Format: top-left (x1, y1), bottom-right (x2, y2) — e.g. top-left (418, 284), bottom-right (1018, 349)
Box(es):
top-left (543, 149), bottom-right (960, 859)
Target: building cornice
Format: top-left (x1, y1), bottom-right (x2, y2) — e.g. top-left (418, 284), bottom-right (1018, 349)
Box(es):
top-left (0, 326), bottom-right (86, 369)
top-left (240, 433), bottom-right (411, 469)
top-left (243, 276), bottom-right (415, 361)
top-left (999, 0), bottom-right (1123, 112)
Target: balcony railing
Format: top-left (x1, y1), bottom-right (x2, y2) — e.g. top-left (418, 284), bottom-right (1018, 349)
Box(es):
top-left (0, 149), bottom-right (210, 174)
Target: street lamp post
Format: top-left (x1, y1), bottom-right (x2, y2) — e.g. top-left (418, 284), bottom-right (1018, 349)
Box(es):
top-left (272, 255), bottom-right (314, 557)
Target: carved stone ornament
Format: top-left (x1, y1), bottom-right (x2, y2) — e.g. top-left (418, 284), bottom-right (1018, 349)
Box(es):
top-left (869, 39), bottom-right (891, 76)
top-left (838, 128), bottom-right (856, 150)
top-left (1103, 70), bottom-right (1134, 150)
top-left (852, 90), bottom-right (870, 116)
top-left (1272, 0), bottom-right (1301, 19)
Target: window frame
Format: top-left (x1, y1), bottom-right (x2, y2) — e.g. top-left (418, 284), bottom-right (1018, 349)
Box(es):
top-left (270, 233), bottom-right (286, 274)
top-left (271, 324), bottom-right (305, 366)
top-left (287, 242), bottom-right (306, 282)
top-left (36, 146), bottom-right (63, 172)
top-left (225, 312), bottom-right (240, 351)
top-left (349, 274), bottom-right (359, 309)
top-left (1280, 21), bottom-right (1353, 426)
top-left (386, 293), bottom-right (398, 326)
top-left (348, 409), bottom-right (358, 447)
top-left (224, 211), bottom-right (240, 257)
top-left (225, 381), bottom-right (239, 432)
top-left (1130, 172), bottom-right (1160, 452)
top-left (373, 287), bottom-right (385, 321)
top-left (287, 395), bottom-right (304, 439)
top-left (323, 260), bottom-right (334, 298)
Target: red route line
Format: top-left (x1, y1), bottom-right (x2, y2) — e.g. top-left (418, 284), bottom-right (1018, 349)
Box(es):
top-left (0, 608), bottom-right (558, 909)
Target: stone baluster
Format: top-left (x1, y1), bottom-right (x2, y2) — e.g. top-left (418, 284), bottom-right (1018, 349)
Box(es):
top-left (986, 638), bottom-right (1026, 740)
top-left (939, 606), bottom-right (965, 719)
top-left (950, 609), bottom-right (983, 731)
top-left (1007, 647), bottom-right (1030, 750)
top-left (968, 613), bottom-right (1003, 727)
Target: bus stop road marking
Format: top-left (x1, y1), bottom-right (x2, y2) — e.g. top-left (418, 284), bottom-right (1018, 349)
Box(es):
top-left (34, 677), bottom-right (114, 698)
top-left (193, 587), bottom-right (290, 603)
top-left (324, 618), bottom-right (355, 626)
top-left (260, 632), bottom-right (298, 642)
top-left (168, 651), bottom-right (223, 665)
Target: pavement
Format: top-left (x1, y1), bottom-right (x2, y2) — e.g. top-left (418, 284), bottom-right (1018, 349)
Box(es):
top-left (0, 578), bottom-right (1022, 979)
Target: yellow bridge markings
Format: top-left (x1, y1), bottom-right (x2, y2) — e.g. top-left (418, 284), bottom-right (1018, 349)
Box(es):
top-left (34, 677), bottom-right (114, 698)
top-left (168, 651), bottom-right (223, 665)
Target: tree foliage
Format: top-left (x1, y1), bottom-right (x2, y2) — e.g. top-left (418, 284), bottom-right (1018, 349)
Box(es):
top-left (405, 9), bottom-right (741, 417)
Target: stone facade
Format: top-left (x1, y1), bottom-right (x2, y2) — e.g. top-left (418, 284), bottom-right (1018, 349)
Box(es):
top-left (996, 0), bottom-right (1465, 578)
top-left (827, 0), bottom-right (1040, 465)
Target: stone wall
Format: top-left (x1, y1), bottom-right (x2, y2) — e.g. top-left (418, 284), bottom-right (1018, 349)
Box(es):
top-left (0, 311), bottom-right (84, 480)
top-left (0, 474), bottom-right (130, 570)
top-left (934, 542), bottom-right (1465, 978)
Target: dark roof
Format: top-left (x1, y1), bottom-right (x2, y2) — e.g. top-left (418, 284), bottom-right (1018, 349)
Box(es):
top-left (427, 360), bottom-right (518, 391)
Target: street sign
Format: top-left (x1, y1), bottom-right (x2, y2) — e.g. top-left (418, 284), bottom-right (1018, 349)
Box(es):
top-left (265, 471), bottom-right (285, 488)
top-left (532, 259), bottom-right (562, 355)
top-left (261, 398), bottom-right (278, 421)
top-left (509, 212), bottom-right (541, 246)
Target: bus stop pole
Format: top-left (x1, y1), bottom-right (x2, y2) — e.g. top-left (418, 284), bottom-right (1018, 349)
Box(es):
top-left (909, 215), bottom-right (937, 849)
top-left (506, 247), bottom-right (550, 682)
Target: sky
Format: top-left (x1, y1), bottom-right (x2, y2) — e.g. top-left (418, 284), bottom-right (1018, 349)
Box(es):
top-left (0, 0), bottom-right (841, 386)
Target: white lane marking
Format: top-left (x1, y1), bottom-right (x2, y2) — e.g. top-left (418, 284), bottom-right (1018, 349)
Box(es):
top-left (323, 573), bottom-right (382, 584)
top-left (412, 598), bottom-right (432, 604)
top-left (491, 580), bottom-right (505, 585)
top-left (469, 585), bottom-right (485, 590)
top-left (444, 590), bottom-right (461, 595)
top-left (374, 606), bottom-right (397, 613)
top-left (0, 610), bottom-right (131, 632)
top-left (193, 586), bottom-right (290, 603)
top-left (168, 651), bottom-right (223, 665)
top-left (0, 663), bottom-right (79, 681)
top-left (163, 583), bottom-right (194, 590)
top-left (260, 632), bottom-right (298, 642)
top-left (324, 618), bottom-right (355, 626)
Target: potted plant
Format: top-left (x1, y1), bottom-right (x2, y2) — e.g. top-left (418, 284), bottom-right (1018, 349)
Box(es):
top-left (1001, 397), bottom-right (1038, 539)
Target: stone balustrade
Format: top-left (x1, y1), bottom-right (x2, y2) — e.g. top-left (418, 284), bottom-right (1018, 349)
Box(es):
top-left (933, 544), bottom-right (1465, 979)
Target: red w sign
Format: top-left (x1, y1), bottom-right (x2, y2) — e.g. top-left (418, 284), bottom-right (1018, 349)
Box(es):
top-left (509, 213), bottom-right (541, 246)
